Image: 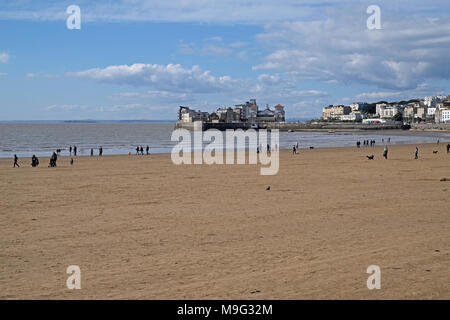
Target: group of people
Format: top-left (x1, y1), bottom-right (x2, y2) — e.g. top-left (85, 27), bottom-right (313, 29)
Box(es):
top-left (70, 145), bottom-right (103, 157)
top-left (69, 145), bottom-right (78, 156)
top-left (12, 144), bottom-right (108, 168)
top-left (357, 140), bottom-right (376, 148)
top-left (136, 145), bottom-right (150, 155)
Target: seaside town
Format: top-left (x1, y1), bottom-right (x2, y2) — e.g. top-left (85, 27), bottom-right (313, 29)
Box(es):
top-left (178, 99), bottom-right (285, 124)
top-left (322, 95), bottom-right (450, 124)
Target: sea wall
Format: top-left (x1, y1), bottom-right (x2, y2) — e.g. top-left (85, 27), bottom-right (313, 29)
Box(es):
top-left (175, 121), bottom-right (406, 131)
top-left (410, 123), bottom-right (450, 132)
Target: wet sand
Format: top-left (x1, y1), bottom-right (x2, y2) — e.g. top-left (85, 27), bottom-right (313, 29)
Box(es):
top-left (1, 143), bottom-right (450, 299)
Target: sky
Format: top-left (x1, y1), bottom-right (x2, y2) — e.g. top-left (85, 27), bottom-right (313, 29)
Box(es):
top-left (0, 0), bottom-right (449, 121)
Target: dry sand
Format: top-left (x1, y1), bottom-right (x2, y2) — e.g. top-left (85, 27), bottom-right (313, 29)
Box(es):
top-left (1, 143), bottom-right (450, 299)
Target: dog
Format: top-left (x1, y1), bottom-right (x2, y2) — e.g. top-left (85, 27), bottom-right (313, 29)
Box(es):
top-left (309, 146), bottom-right (314, 149)
top-left (433, 151), bottom-right (438, 154)
top-left (366, 155), bottom-right (374, 160)
top-left (266, 186), bottom-right (271, 191)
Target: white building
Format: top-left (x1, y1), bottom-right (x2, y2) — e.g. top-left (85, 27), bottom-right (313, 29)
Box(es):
top-left (377, 104), bottom-right (404, 119)
top-left (424, 95), bottom-right (445, 107)
top-left (363, 118), bottom-right (387, 124)
top-left (441, 108), bottom-right (450, 123)
top-left (427, 107), bottom-right (437, 116)
top-left (341, 113), bottom-right (363, 121)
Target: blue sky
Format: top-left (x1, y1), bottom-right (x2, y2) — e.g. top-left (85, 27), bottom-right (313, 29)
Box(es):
top-left (0, 0), bottom-right (449, 120)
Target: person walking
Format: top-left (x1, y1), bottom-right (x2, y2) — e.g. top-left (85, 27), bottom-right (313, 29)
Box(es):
top-left (146, 145), bottom-right (150, 155)
top-left (13, 154), bottom-right (20, 168)
top-left (415, 147), bottom-right (419, 159)
top-left (69, 146), bottom-right (72, 155)
top-left (99, 146), bottom-right (103, 156)
top-left (383, 146), bottom-right (388, 159)
top-left (447, 143), bottom-right (450, 154)
top-left (91, 148), bottom-right (94, 157)
top-left (73, 145), bottom-right (77, 156)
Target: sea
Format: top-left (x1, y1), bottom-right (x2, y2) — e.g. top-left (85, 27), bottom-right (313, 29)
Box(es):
top-left (1, 121), bottom-right (450, 158)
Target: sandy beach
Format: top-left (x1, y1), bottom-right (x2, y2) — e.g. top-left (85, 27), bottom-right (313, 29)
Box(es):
top-left (1, 143), bottom-right (450, 299)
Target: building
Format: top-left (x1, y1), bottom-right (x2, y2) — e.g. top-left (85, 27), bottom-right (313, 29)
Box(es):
top-left (424, 95), bottom-right (445, 107)
top-left (377, 104), bottom-right (404, 119)
top-left (274, 104), bottom-right (285, 122)
top-left (341, 113), bottom-right (363, 122)
top-left (177, 99), bottom-right (285, 125)
top-left (363, 118), bottom-right (387, 124)
top-left (178, 106), bottom-right (209, 122)
top-left (435, 106), bottom-right (450, 123)
top-left (414, 106), bottom-right (428, 121)
top-left (349, 102), bottom-right (369, 113)
top-left (322, 105), bottom-right (351, 120)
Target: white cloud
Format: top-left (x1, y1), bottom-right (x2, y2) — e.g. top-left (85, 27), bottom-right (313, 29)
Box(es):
top-left (253, 13), bottom-right (450, 90)
top-left (26, 72), bottom-right (61, 79)
top-left (0, 52), bottom-right (9, 63)
top-left (67, 63), bottom-right (244, 94)
top-left (353, 83), bottom-right (446, 102)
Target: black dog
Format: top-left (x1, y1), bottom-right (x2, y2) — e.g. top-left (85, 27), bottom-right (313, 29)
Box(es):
top-left (433, 151), bottom-right (438, 154)
top-left (366, 155), bottom-right (374, 160)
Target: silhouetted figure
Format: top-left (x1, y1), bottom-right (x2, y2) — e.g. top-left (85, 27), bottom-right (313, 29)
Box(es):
top-left (146, 145), bottom-right (150, 155)
top-left (31, 155), bottom-right (39, 167)
top-left (99, 147), bottom-right (103, 156)
top-left (13, 154), bottom-right (20, 168)
top-left (136, 146), bottom-right (139, 155)
top-left (49, 152), bottom-right (58, 167)
top-left (69, 146), bottom-right (72, 155)
top-left (140, 146), bottom-right (144, 155)
top-left (293, 145), bottom-right (297, 154)
top-left (383, 146), bottom-right (388, 159)
top-left (357, 141), bottom-right (361, 148)
top-left (91, 148), bottom-right (94, 157)
top-left (447, 144), bottom-right (450, 154)
top-left (73, 145), bottom-right (77, 156)
top-left (70, 158), bottom-right (74, 165)
top-left (415, 147), bottom-right (419, 159)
